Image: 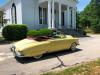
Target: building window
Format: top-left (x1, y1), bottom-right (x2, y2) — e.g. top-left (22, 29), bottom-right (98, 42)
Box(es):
top-left (39, 7), bottom-right (47, 25)
top-left (11, 3), bottom-right (17, 24)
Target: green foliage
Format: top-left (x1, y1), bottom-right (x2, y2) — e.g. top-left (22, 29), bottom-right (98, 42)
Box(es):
top-left (0, 11), bottom-right (8, 26)
top-left (27, 30), bottom-right (40, 37)
top-left (77, 28), bottom-right (87, 36)
top-left (39, 28), bottom-right (53, 36)
top-left (27, 29), bottom-right (53, 37)
top-left (0, 37), bottom-right (4, 41)
top-left (92, 22), bottom-right (100, 33)
top-left (85, 28), bottom-right (93, 33)
top-left (2, 24), bottom-right (27, 41)
top-left (79, 17), bottom-right (90, 28)
top-left (0, 11), bottom-right (3, 24)
top-left (78, 0), bottom-right (100, 33)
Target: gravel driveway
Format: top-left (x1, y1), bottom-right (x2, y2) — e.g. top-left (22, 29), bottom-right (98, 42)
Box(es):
top-left (0, 34), bottom-right (100, 75)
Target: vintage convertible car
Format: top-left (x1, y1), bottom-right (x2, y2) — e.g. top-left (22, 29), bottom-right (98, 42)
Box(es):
top-left (11, 33), bottom-right (79, 59)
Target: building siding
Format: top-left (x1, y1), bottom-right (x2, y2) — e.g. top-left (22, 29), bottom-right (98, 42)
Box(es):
top-left (3, 0), bottom-right (22, 24)
top-left (21, 0), bottom-right (36, 29)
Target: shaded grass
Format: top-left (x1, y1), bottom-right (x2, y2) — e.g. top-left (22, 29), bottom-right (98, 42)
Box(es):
top-left (0, 37), bottom-right (13, 44)
top-left (0, 37), bottom-right (4, 41)
top-left (85, 28), bottom-right (94, 34)
top-left (42, 59), bottom-right (100, 75)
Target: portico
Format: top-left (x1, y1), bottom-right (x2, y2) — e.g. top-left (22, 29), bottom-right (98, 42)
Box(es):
top-left (38, 0), bottom-right (77, 29)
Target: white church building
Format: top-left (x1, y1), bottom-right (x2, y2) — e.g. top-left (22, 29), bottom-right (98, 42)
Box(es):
top-left (1, 0), bottom-right (77, 30)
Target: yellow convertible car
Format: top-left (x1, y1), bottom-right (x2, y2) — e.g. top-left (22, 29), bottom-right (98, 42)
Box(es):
top-left (11, 34), bottom-right (79, 59)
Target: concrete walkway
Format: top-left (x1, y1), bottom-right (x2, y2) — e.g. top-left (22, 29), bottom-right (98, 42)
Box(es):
top-left (0, 34), bottom-right (100, 75)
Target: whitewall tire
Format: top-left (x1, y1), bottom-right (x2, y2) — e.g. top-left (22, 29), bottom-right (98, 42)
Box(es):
top-left (34, 55), bottom-right (43, 59)
top-left (70, 43), bottom-right (77, 51)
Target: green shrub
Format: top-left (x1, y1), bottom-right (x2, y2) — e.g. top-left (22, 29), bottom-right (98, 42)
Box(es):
top-left (2, 24), bottom-right (27, 41)
top-left (27, 29), bottom-right (53, 37)
top-left (27, 30), bottom-right (40, 37)
top-left (92, 23), bottom-right (100, 33)
top-left (82, 30), bottom-right (87, 36)
top-left (77, 28), bottom-right (87, 36)
top-left (39, 28), bottom-right (53, 36)
top-left (85, 28), bottom-right (93, 33)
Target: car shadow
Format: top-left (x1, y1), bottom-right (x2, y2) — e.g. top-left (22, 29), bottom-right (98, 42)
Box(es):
top-left (15, 48), bottom-right (82, 64)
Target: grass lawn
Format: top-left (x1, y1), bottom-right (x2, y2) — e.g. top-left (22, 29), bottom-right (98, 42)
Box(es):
top-left (42, 59), bottom-right (100, 75)
top-left (0, 37), bottom-right (4, 41)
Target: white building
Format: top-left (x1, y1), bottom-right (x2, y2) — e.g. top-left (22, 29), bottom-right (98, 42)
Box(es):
top-left (1, 0), bottom-right (77, 30)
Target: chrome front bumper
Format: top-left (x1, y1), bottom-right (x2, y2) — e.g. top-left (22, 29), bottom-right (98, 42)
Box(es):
top-left (10, 45), bottom-right (25, 58)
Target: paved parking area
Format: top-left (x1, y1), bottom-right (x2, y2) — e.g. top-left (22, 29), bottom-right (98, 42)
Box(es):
top-left (0, 34), bottom-right (100, 75)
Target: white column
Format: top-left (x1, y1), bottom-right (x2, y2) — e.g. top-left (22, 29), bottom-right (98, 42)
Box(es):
top-left (75, 9), bottom-right (77, 29)
top-left (67, 6), bottom-right (70, 29)
top-left (73, 8), bottom-right (76, 29)
top-left (59, 3), bottom-right (62, 29)
top-left (51, 0), bottom-right (55, 29)
top-left (48, 1), bottom-right (52, 29)
top-left (72, 8), bottom-right (74, 29)
top-left (72, 7), bottom-right (76, 29)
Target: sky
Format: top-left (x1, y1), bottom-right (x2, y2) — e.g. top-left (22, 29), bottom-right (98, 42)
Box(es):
top-left (0, 0), bottom-right (7, 7)
top-left (0, 0), bottom-right (91, 12)
top-left (77, 0), bottom-right (91, 12)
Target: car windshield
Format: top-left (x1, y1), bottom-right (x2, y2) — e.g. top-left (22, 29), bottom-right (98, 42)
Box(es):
top-left (53, 30), bottom-right (66, 38)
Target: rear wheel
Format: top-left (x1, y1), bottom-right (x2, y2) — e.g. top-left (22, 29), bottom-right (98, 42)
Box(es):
top-left (70, 43), bottom-right (77, 51)
top-left (34, 54), bottom-right (43, 59)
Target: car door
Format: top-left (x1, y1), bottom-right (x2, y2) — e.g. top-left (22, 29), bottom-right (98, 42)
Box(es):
top-left (48, 38), bottom-right (70, 52)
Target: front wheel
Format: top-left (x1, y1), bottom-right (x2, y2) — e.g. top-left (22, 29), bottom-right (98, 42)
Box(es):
top-left (70, 43), bottom-right (77, 51)
top-left (34, 54), bottom-right (43, 59)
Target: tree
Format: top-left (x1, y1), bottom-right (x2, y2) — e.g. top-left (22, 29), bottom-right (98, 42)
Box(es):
top-left (0, 11), bottom-right (3, 26)
top-left (78, 0), bottom-right (100, 33)
top-left (0, 11), bottom-right (7, 27)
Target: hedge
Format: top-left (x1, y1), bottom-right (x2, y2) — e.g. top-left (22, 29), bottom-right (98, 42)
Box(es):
top-left (39, 29), bottom-right (53, 36)
top-left (27, 28), bottom-right (53, 37)
top-left (2, 24), bottom-right (27, 41)
top-left (27, 30), bottom-right (40, 37)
